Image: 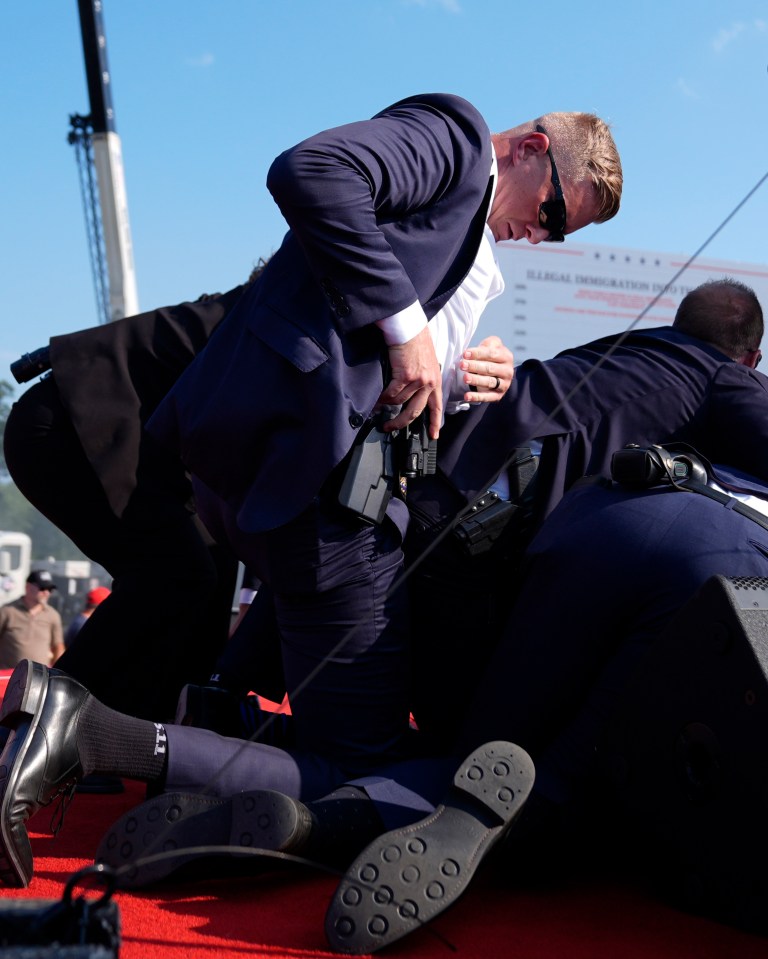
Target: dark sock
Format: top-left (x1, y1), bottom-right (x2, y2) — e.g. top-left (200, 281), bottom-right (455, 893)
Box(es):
top-left (304, 786), bottom-right (386, 867)
top-left (78, 697), bottom-right (168, 783)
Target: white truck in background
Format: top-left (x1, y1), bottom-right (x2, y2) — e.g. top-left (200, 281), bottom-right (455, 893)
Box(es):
top-left (0, 531), bottom-right (32, 607)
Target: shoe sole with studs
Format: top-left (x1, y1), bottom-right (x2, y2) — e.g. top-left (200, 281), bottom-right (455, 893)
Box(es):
top-left (325, 741), bottom-right (535, 954)
top-left (96, 788), bottom-right (311, 888)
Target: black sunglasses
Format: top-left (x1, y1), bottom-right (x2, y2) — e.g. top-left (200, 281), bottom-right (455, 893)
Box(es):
top-left (535, 124), bottom-right (567, 242)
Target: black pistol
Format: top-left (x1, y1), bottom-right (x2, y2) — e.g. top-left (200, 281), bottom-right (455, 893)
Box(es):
top-left (401, 412), bottom-right (437, 478)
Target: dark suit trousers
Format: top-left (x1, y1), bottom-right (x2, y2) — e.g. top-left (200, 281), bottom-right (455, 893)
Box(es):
top-left (3, 377), bottom-right (237, 721)
top-left (195, 480), bottom-right (412, 777)
top-left (164, 720), bottom-right (453, 829)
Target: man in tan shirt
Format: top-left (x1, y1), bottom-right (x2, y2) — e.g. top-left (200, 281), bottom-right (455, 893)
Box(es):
top-left (0, 570), bottom-right (64, 669)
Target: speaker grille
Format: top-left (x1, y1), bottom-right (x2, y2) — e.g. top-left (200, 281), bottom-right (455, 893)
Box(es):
top-left (725, 575), bottom-right (768, 609)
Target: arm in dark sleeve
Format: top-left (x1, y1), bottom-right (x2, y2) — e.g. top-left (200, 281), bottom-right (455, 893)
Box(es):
top-left (266, 95), bottom-right (490, 331)
top-left (436, 357), bottom-right (586, 493)
top-left (707, 365), bottom-right (768, 480)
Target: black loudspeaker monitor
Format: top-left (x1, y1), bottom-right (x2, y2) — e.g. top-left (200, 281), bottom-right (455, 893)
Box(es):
top-left (602, 574), bottom-right (768, 934)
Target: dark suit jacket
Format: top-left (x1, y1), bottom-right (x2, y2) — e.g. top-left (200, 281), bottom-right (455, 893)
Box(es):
top-left (148, 94), bottom-right (494, 532)
top-left (457, 470), bottom-right (768, 773)
top-left (48, 287), bottom-right (245, 517)
top-left (435, 326), bottom-right (768, 523)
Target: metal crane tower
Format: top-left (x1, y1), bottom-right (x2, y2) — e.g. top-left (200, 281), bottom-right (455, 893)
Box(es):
top-left (68, 0), bottom-right (139, 324)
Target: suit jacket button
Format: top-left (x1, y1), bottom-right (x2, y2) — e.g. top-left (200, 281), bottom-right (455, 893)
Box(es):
top-left (349, 413), bottom-right (365, 429)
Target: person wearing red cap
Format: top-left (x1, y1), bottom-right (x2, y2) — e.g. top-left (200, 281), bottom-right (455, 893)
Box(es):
top-left (63, 586), bottom-right (112, 648)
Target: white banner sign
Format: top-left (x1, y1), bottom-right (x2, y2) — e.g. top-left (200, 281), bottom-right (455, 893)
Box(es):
top-left (478, 242), bottom-right (768, 363)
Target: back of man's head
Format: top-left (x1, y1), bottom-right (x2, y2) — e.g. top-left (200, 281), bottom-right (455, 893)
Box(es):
top-left (673, 278), bottom-right (764, 362)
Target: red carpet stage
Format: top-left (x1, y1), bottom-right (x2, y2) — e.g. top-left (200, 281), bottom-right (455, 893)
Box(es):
top-left (3, 781), bottom-right (768, 957)
top-left (1, 670), bottom-right (767, 958)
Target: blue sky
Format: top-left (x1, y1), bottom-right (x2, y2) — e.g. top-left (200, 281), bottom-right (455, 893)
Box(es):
top-left (2, 1), bottom-right (767, 391)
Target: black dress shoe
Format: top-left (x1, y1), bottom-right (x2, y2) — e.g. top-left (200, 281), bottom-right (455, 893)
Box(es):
top-left (95, 788), bottom-right (313, 888)
top-left (325, 740), bottom-right (535, 954)
top-left (0, 660), bottom-right (89, 887)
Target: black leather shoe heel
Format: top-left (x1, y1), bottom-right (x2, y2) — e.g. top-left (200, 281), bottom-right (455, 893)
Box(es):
top-left (0, 659), bottom-right (48, 725)
top-left (96, 789), bottom-right (313, 888)
top-left (0, 660), bottom-right (88, 888)
top-left (325, 741), bottom-right (535, 955)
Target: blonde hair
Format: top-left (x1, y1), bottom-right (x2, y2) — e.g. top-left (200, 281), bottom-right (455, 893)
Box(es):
top-left (536, 112), bottom-right (622, 223)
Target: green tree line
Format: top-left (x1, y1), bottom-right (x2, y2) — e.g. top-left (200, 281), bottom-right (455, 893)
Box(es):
top-left (0, 380), bottom-right (87, 561)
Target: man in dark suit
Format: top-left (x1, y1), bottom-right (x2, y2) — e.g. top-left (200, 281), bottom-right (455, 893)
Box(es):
top-left (0, 95), bottom-right (622, 946)
top-left (407, 278), bottom-right (768, 743)
top-left (3, 286), bottom-right (247, 719)
top-left (147, 92), bottom-right (623, 775)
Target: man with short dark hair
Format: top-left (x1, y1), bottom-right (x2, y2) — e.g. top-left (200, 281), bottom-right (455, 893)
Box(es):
top-left (406, 277), bottom-right (768, 745)
top-left (673, 277), bottom-right (763, 362)
top-left (435, 277), bottom-right (766, 528)
top-left (0, 571), bottom-right (63, 669)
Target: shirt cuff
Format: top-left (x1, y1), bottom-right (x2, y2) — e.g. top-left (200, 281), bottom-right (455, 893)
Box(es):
top-left (376, 301), bottom-right (428, 345)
